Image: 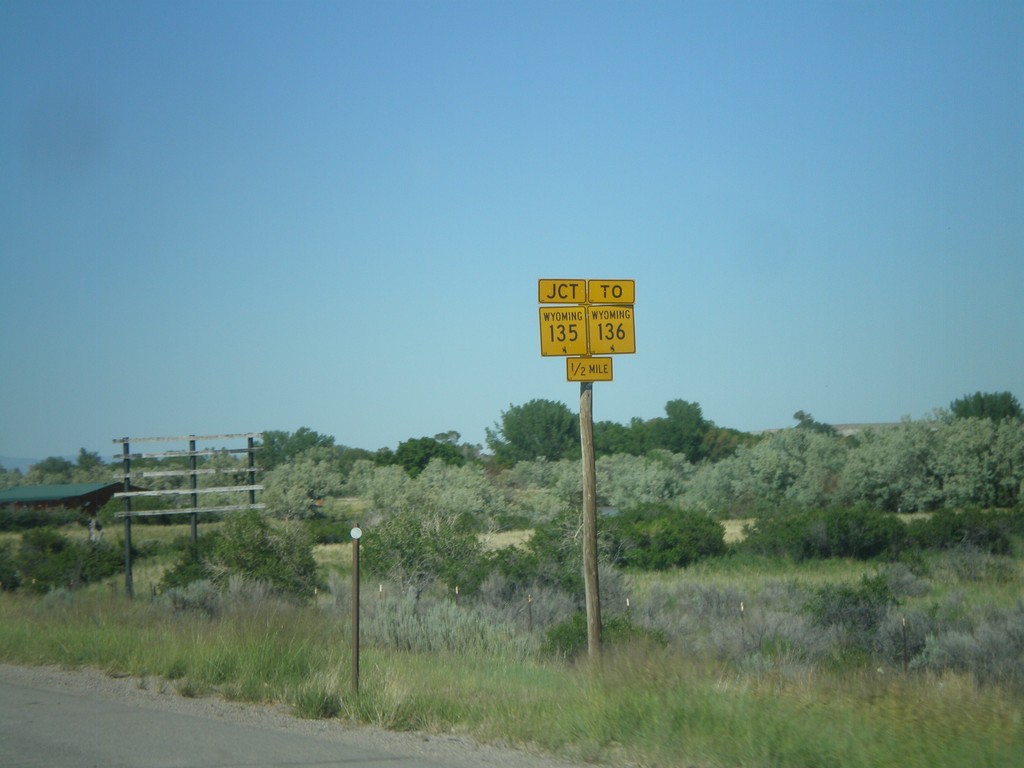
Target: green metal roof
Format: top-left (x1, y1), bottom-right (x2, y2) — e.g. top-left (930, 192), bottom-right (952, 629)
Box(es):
top-left (0, 482), bottom-right (122, 504)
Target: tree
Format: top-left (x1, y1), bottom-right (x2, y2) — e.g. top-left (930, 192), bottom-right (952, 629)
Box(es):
top-left (24, 456), bottom-right (75, 485)
top-left (433, 430), bottom-right (484, 462)
top-left (933, 417), bottom-right (1024, 509)
top-left (838, 421), bottom-right (942, 512)
top-left (486, 399), bottom-right (580, 465)
top-left (394, 436), bottom-right (465, 478)
top-left (645, 400), bottom-right (709, 461)
top-left (595, 452), bottom-right (690, 508)
top-left (934, 418), bottom-right (1000, 508)
top-left (950, 391), bottom-right (1022, 421)
top-left (413, 459), bottom-right (503, 524)
top-left (262, 447), bottom-right (345, 519)
top-left (361, 505), bottom-right (487, 596)
top-left (793, 410), bottom-right (837, 436)
top-left (206, 509), bottom-right (319, 600)
top-left (991, 419), bottom-right (1024, 508)
top-left (594, 419), bottom-right (646, 457)
top-left (433, 430), bottom-right (460, 445)
top-left (701, 426), bottom-right (756, 462)
top-left (71, 449), bottom-right (108, 482)
top-left (258, 428), bottom-right (335, 470)
top-left (684, 429), bottom-right (846, 514)
top-left (0, 464), bottom-right (20, 491)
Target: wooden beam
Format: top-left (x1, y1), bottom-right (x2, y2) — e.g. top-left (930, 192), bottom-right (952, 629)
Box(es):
top-left (116, 468), bottom-right (264, 479)
top-left (114, 485), bottom-right (262, 499)
top-left (115, 447), bottom-right (260, 460)
top-left (115, 503), bottom-right (266, 518)
top-left (112, 433), bottom-right (263, 444)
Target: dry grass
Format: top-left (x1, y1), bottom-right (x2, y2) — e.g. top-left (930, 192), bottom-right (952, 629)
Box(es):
top-left (321, 497), bottom-right (366, 518)
top-left (721, 514), bottom-right (933, 545)
top-left (722, 519), bottom-right (750, 543)
top-left (314, 543), bottom-right (353, 572)
top-left (480, 529), bottom-right (534, 551)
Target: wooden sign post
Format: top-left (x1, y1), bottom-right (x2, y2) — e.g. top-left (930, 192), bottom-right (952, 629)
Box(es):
top-left (538, 279), bottom-right (636, 660)
top-left (579, 381), bottom-right (601, 658)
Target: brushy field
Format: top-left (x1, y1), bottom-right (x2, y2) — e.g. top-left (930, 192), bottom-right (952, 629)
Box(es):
top-left (1, 529), bottom-right (1022, 768)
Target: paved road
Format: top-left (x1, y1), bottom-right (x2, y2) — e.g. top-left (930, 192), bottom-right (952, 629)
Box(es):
top-left (0, 675), bottom-right (450, 768)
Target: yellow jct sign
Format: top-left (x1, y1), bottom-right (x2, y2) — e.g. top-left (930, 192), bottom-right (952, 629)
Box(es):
top-left (539, 306), bottom-right (589, 356)
top-left (538, 279), bottom-right (586, 304)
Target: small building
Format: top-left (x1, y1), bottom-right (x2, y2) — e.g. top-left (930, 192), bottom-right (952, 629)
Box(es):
top-left (0, 482), bottom-right (126, 514)
top-left (0, 482), bottom-right (132, 541)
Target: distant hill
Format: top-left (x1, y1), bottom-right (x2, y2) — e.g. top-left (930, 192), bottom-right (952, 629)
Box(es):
top-left (831, 423), bottom-right (901, 436)
top-left (750, 423), bottom-right (900, 437)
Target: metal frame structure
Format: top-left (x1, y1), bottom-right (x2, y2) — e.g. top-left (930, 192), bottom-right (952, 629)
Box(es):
top-left (112, 433), bottom-right (263, 597)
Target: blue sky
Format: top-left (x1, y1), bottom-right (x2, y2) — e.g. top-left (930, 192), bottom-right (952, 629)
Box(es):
top-left (2, 0), bottom-right (1022, 461)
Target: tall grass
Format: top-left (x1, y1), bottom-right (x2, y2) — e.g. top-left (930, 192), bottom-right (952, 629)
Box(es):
top-left (276, 643), bottom-right (1024, 767)
top-left (2, 530), bottom-right (1022, 767)
top-left (1, 583), bottom-right (1021, 767)
top-left (0, 588), bottom-right (335, 701)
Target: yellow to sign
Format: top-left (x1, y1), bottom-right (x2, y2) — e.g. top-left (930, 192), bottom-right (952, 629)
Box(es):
top-left (587, 279), bottom-right (634, 304)
top-left (539, 306), bottom-right (589, 356)
top-left (588, 305), bottom-right (635, 354)
top-left (567, 357), bottom-right (613, 382)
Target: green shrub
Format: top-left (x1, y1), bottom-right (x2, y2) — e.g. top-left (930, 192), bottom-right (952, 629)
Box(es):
top-left (362, 507), bottom-right (489, 596)
top-left (608, 504), bottom-right (726, 570)
top-left (518, 508), bottom-right (585, 594)
top-left (909, 600), bottom-right (1024, 690)
top-left (160, 536), bottom-right (220, 592)
top-left (357, 595), bottom-right (533, 660)
top-left (15, 528), bottom-right (121, 592)
top-left (0, 542), bottom-right (20, 590)
top-left (0, 506), bottom-right (85, 532)
top-left (304, 517), bottom-right (349, 544)
top-left (492, 511), bottom-right (533, 531)
top-left (77, 538), bottom-right (123, 584)
top-left (805, 573), bottom-right (897, 654)
top-left (211, 510), bottom-right (319, 599)
top-left (743, 507), bottom-right (906, 561)
top-left (541, 611), bottom-right (668, 660)
top-left (292, 681), bottom-right (343, 719)
top-left (946, 548), bottom-right (1016, 583)
top-left (906, 508), bottom-right (1014, 555)
top-left (738, 509), bottom-right (811, 559)
top-left (488, 544), bottom-right (543, 590)
top-left (162, 579), bottom-right (223, 616)
top-left (826, 506), bottom-right (908, 558)
top-left (160, 511), bottom-right (319, 601)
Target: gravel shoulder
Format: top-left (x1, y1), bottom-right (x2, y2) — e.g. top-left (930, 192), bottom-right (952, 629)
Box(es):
top-left (0, 662), bottom-right (591, 768)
